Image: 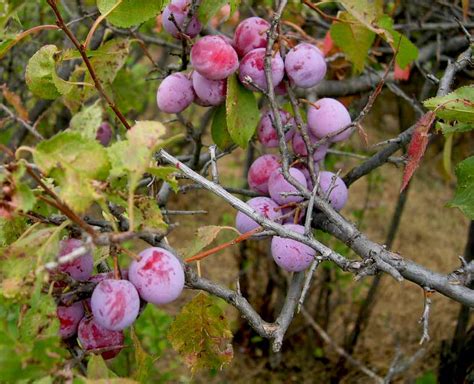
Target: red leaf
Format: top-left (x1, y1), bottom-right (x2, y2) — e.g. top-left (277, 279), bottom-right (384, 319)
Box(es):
top-left (322, 31), bottom-right (334, 56)
top-left (394, 63), bottom-right (411, 81)
top-left (400, 111), bottom-right (436, 192)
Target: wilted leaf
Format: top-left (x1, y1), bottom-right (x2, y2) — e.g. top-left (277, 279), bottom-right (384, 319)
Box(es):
top-left (135, 197), bottom-right (167, 233)
top-left (447, 156), bottom-right (474, 219)
top-left (69, 101), bottom-right (103, 140)
top-left (330, 12), bottom-right (375, 73)
top-left (423, 86), bottom-right (474, 123)
top-left (182, 225), bottom-right (239, 258)
top-left (127, 121), bottom-right (166, 149)
top-left (226, 74), bottom-right (259, 148)
top-left (400, 111), bottom-right (436, 192)
top-left (168, 292), bottom-right (233, 373)
top-left (211, 103), bottom-right (233, 150)
top-left (25, 45), bottom-right (61, 99)
top-left (1, 85), bottom-right (29, 121)
top-left (97, 0), bottom-right (163, 28)
top-left (338, 0), bottom-right (384, 35)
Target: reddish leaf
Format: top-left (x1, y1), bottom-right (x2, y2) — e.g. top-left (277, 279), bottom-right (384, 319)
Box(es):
top-left (400, 111), bottom-right (436, 192)
top-left (394, 63), bottom-right (411, 81)
top-left (322, 31), bottom-right (334, 56)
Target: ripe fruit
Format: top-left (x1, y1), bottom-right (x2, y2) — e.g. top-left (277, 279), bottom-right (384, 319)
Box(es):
top-left (318, 171), bottom-right (348, 210)
top-left (57, 302), bottom-right (84, 339)
top-left (248, 154), bottom-right (280, 195)
top-left (129, 247), bottom-right (185, 305)
top-left (268, 167), bottom-right (307, 205)
top-left (190, 35), bottom-right (239, 80)
top-left (90, 279), bottom-right (140, 331)
top-left (77, 317), bottom-right (124, 360)
top-left (271, 224), bottom-right (315, 272)
top-left (192, 71), bottom-right (226, 106)
top-left (162, 0), bottom-right (202, 38)
top-left (284, 43), bottom-right (327, 88)
top-left (233, 17), bottom-right (270, 57)
top-left (96, 122), bottom-right (112, 146)
top-left (238, 48), bottom-right (284, 92)
top-left (235, 196), bottom-right (280, 233)
top-left (307, 98), bottom-right (352, 142)
top-left (257, 109), bottom-right (295, 148)
top-left (293, 162), bottom-right (319, 190)
top-left (292, 130), bottom-right (329, 162)
top-left (157, 73), bottom-right (195, 114)
top-left (58, 239), bottom-right (94, 281)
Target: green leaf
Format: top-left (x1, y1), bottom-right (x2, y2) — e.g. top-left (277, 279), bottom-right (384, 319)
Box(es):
top-left (337, 0), bottom-right (384, 35)
top-left (447, 156), bottom-right (474, 219)
top-left (211, 103), bottom-right (233, 150)
top-left (181, 225), bottom-right (239, 258)
top-left (34, 131), bottom-right (110, 180)
top-left (198, 0), bottom-right (228, 25)
top-left (225, 74), bottom-right (259, 148)
top-left (423, 86), bottom-right (474, 123)
top-left (147, 166), bottom-right (179, 191)
top-left (330, 12), bottom-right (375, 72)
top-left (87, 355), bottom-right (111, 379)
top-left (437, 121), bottom-right (474, 134)
top-left (69, 101), bottom-right (103, 140)
top-left (130, 328), bottom-right (155, 382)
top-left (0, 216), bottom-right (27, 247)
top-left (377, 15), bottom-right (418, 69)
top-left (97, 0), bottom-right (163, 28)
top-left (89, 38), bottom-right (130, 85)
top-left (25, 45), bottom-right (61, 99)
top-left (168, 292), bottom-right (233, 373)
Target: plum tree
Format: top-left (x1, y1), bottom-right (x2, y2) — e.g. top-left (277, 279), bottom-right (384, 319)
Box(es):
top-left (247, 154), bottom-right (281, 195)
top-left (307, 98), bottom-right (352, 142)
top-left (90, 279), bottom-right (140, 331)
top-left (190, 35), bottom-right (239, 80)
top-left (129, 247), bottom-right (185, 305)
top-left (268, 167), bottom-right (307, 205)
top-left (235, 196), bottom-right (280, 233)
top-left (284, 43), bottom-right (327, 88)
top-left (157, 73), bottom-right (195, 113)
top-left (271, 224), bottom-right (316, 271)
top-left (257, 109), bottom-right (295, 148)
top-left (238, 48), bottom-right (284, 91)
top-left (233, 17), bottom-right (270, 57)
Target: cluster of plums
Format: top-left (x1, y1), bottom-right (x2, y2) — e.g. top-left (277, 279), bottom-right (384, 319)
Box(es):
top-left (157, 0), bottom-right (329, 112)
top-left (54, 239), bottom-right (184, 360)
top-left (156, 1), bottom-right (353, 273)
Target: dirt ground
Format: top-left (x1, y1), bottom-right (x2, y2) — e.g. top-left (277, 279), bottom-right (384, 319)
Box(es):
top-left (157, 92), bottom-right (472, 383)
